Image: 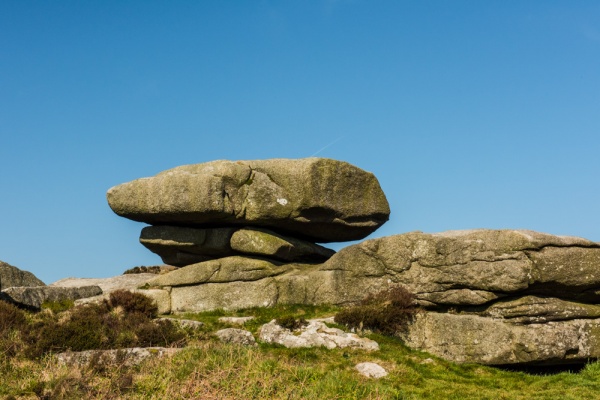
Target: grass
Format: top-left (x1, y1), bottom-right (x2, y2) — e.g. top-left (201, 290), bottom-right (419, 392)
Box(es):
top-left (2, 300), bottom-right (600, 399)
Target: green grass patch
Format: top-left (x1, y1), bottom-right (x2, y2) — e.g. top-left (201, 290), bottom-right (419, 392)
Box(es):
top-left (1, 301), bottom-right (600, 399)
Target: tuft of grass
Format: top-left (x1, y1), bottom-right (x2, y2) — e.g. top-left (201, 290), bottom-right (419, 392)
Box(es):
top-left (41, 298), bottom-right (75, 313)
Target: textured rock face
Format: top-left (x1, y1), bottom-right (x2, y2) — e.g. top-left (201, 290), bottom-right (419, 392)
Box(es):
top-left (215, 328), bottom-right (257, 346)
top-left (1, 286), bottom-right (103, 309)
top-left (258, 319), bottom-right (379, 351)
top-left (56, 347), bottom-right (182, 367)
top-left (145, 229), bottom-right (600, 365)
top-left (107, 158), bottom-right (390, 242)
top-left (0, 261), bottom-right (45, 290)
top-left (140, 225), bottom-right (335, 266)
top-left (400, 312), bottom-right (600, 365)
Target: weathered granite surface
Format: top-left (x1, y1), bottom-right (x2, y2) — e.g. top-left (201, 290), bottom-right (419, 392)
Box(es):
top-left (107, 158), bottom-right (390, 242)
top-left (144, 229), bottom-right (600, 365)
top-left (0, 261), bottom-right (45, 290)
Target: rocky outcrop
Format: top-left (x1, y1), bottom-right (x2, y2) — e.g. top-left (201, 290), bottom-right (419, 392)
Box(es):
top-left (105, 157), bottom-right (600, 366)
top-left (1, 286), bottom-right (103, 309)
top-left (107, 158), bottom-right (389, 243)
top-left (144, 229), bottom-right (600, 366)
top-left (400, 311), bottom-right (600, 366)
top-left (0, 261), bottom-right (45, 290)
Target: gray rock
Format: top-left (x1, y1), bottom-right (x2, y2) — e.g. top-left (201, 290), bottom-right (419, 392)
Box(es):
top-left (467, 295), bottom-right (600, 324)
top-left (215, 328), bottom-right (257, 346)
top-left (51, 273), bottom-right (156, 293)
top-left (400, 311), bottom-right (600, 366)
top-left (0, 261), bottom-right (45, 290)
top-left (143, 229), bottom-right (600, 366)
top-left (107, 158), bottom-right (390, 242)
top-left (355, 362), bottom-right (388, 378)
top-left (55, 347), bottom-right (182, 367)
top-left (1, 285), bottom-right (102, 309)
top-left (317, 229), bottom-right (600, 307)
top-left (140, 225), bottom-right (335, 266)
top-left (149, 229), bottom-right (600, 312)
top-left (218, 316), bottom-right (255, 325)
top-left (258, 319), bottom-right (379, 351)
top-left (146, 256), bottom-right (297, 287)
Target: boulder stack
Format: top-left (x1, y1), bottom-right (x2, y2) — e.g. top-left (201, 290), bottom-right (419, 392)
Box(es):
top-left (107, 158), bottom-right (390, 266)
top-left (107, 158), bottom-right (600, 367)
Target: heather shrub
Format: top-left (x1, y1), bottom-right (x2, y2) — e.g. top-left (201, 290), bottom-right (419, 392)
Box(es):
top-left (0, 300), bottom-right (28, 357)
top-left (334, 286), bottom-right (418, 335)
top-left (105, 289), bottom-right (158, 318)
top-left (25, 291), bottom-right (185, 358)
top-left (0, 300), bottom-right (27, 334)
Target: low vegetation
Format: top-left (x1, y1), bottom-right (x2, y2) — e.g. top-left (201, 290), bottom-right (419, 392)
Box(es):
top-left (334, 286), bottom-right (418, 334)
top-left (1, 291), bottom-right (600, 399)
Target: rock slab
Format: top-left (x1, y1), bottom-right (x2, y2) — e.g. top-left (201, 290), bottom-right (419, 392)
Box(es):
top-left (107, 158), bottom-right (390, 242)
top-left (1, 286), bottom-right (103, 309)
top-left (140, 225), bottom-right (335, 266)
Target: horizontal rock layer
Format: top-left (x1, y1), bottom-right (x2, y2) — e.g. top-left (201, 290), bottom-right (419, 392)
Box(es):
top-left (140, 225), bottom-right (335, 266)
top-left (400, 312), bottom-right (600, 366)
top-left (107, 158), bottom-right (390, 242)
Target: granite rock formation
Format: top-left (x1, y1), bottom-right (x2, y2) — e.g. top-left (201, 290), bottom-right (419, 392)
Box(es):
top-left (140, 225), bottom-right (335, 266)
top-left (144, 229), bottom-right (600, 366)
top-left (0, 261), bottom-right (45, 290)
top-left (107, 158), bottom-right (390, 243)
top-left (106, 158), bottom-right (600, 366)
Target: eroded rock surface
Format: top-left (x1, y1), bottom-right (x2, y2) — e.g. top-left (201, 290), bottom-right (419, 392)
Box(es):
top-left (1, 286), bottom-right (102, 309)
top-left (55, 347), bottom-right (182, 367)
top-left (400, 312), bottom-right (600, 366)
top-left (215, 328), bottom-right (257, 346)
top-left (145, 229), bottom-right (600, 365)
top-left (259, 319), bottom-right (379, 351)
top-left (0, 261), bottom-right (45, 290)
top-left (107, 158), bottom-right (390, 242)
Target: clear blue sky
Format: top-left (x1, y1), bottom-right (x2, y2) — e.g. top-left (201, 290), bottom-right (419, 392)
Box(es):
top-left (2, 1), bottom-right (599, 284)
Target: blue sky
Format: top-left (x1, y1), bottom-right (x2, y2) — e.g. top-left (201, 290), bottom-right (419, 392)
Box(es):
top-left (2, 1), bottom-right (599, 284)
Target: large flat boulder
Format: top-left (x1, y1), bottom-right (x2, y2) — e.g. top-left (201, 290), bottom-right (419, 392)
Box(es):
top-left (140, 225), bottom-right (335, 266)
top-left (0, 261), bottom-right (45, 290)
top-left (400, 311), bottom-right (600, 366)
top-left (107, 158), bottom-right (390, 242)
